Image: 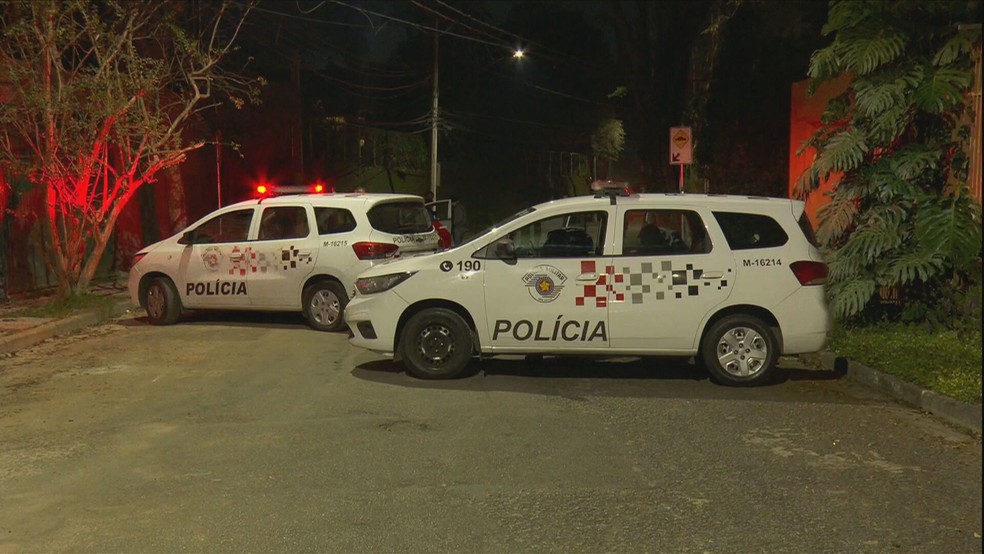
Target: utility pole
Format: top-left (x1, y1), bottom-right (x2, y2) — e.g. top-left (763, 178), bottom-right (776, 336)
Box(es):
top-left (430, 26), bottom-right (439, 200)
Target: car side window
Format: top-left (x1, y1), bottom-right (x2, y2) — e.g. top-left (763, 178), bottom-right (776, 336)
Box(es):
top-left (315, 207), bottom-right (357, 235)
top-left (258, 206), bottom-right (310, 240)
top-left (187, 209), bottom-right (254, 244)
top-left (498, 211), bottom-right (607, 259)
top-left (622, 209), bottom-right (710, 256)
top-left (712, 211), bottom-right (788, 250)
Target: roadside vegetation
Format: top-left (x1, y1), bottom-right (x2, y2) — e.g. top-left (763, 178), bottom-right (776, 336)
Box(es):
top-left (798, 1), bottom-right (982, 406)
top-left (829, 323), bottom-right (982, 405)
top-left (5, 292), bottom-right (120, 320)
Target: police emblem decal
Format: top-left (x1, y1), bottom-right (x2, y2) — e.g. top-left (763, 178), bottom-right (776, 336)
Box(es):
top-left (202, 246), bottom-right (223, 272)
top-left (523, 264), bottom-right (567, 303)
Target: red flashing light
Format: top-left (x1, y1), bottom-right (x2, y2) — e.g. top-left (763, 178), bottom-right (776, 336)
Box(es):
top-left (313, 183), bottom-right (324, 193)
top-left (352, 241), bottom-right (399, 260)
top-left (256, 184), bottom-right (269, 195)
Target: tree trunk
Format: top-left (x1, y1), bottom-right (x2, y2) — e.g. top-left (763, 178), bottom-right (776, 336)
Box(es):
top-left (165, 164), bottom-right (188, 235)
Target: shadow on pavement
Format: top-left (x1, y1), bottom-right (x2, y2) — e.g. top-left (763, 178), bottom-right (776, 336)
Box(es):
top-left (123, 310), bottom-right (317, 331)
top-left (351, 354), bottom-right (845, 399)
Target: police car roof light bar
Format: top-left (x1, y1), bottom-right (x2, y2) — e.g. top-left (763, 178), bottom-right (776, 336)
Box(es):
top-left (591, 180), bottom-right (630, 205)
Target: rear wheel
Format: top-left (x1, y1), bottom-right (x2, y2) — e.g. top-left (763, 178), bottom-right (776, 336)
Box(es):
top-left (303, 280), bottom-right (347, 332)
top-left (700, 315), bottom-right (777, 386)
top-left (401, 308), bottom-right (473, 379)
top-left (144, 277), bottom-right (182, 325)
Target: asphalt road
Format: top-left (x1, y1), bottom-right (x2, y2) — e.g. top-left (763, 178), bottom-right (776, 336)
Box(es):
top-left (1, 311), bottom-right (981, 553)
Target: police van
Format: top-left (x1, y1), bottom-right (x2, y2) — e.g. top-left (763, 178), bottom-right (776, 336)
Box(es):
top-left (128, 192), bottom-right (439, 331)
top-left (344, 188), bottom-right (831, 386)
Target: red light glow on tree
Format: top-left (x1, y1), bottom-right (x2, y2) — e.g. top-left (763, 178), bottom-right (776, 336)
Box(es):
top-left (0, 0), bottom-right (262, 296)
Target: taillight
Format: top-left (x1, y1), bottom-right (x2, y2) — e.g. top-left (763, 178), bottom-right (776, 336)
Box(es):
top-left (132, 252), bottom-right (147, 266)
top-left (790, 261), bottom-right (828, 285)
top-left (352, 242), bottom-right (399, 260)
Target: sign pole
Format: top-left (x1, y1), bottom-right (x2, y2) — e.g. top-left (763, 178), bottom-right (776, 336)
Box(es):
top-left (679, 164), bottom-right (684, 193)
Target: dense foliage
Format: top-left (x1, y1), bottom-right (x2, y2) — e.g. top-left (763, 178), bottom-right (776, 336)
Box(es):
top-left (796, 0), bottom-right (982, 326)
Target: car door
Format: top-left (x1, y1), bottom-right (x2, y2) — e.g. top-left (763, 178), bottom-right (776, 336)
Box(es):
top-left (608, 206), bottom-right (736, 351)
top-left (176, 208), bottom-right (255, 308)
top-left (479, 209), bottom-right (613, 352)
top-left (248, 204), bottom-right (319, 308)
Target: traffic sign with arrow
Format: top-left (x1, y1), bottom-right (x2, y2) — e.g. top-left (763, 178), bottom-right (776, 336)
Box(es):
top-left (669, 127), bottom-right (692, 165)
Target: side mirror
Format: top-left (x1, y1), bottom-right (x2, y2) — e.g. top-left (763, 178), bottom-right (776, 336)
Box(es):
top-left (495, 239), bottom-right (516, 261)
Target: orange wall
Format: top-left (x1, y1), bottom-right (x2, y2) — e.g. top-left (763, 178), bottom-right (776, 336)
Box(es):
top-left (788, 76), bottom-right (851, 227)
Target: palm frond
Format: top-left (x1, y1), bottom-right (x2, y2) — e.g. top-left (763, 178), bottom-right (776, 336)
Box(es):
top-left (890, 145), bottom-right (940, 180)
top-left (808, 46), bottom-right (842, 83)
top-left (840, 218), bottom-right (904, 263)
top-left (854, 75), bottom-right (905, 118)
top-left (933, 28), bottom-right (981, 66)
top-left (916, 194), bottom-right (983, 268)
top-left (821, 0), bottom-right (874, 36)
top-left (865, 103), bottom-right (911, 144)
top-left (829, 278), bottom-right (878, 319)
top-left (886, 250), bottom-right (945, 285)
top-left (839, 26), bottom-right (907, 75)
top-left (913, 66), bottom-right (974, 113)
top-left (815, 128), bottom-right (868, 176)
top-left (816, 194), bottom-right (858, 245)
top-left (826, 249), bottom-right (863, 282)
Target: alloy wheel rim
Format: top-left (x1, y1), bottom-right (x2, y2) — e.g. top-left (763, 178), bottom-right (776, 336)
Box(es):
top-left (310, 289), bottom-right (340, 326)
top-left (715, 326), bottom-right (768, 377)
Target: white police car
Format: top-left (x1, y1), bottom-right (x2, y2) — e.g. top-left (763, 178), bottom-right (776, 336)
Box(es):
top-left (128, 193), bottom-right (439, 331)
top-left (344, 189), bottom-right (831, 386)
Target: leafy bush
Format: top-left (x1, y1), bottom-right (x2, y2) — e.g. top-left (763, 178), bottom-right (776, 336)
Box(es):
top-left (796, 0), bottom-right (982, 325)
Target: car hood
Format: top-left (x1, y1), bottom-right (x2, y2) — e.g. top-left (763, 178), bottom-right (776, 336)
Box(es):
top-left (358, 248), bottom-right (458, 277)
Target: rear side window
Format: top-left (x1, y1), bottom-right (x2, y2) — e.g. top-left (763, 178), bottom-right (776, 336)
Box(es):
top-left (367, 201), bottom-right (432, 234)
top-left (622, 209), bottom-right (710, 255)
top-left (258, 206), bottom-right (310, 240)
top-left (712, 211), bottom-right (788, 250)
top-left (315, 207), bottom-right (357, 235)
top-left (798, 212), bottom-right (819, 247)
top-left (188, 209), bottom-right (253, 244)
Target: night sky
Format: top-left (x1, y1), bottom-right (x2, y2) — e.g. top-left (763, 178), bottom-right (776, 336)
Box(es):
top-left (198, 0), bottom-right (828, 226)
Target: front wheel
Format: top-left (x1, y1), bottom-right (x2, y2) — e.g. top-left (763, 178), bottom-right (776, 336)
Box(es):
top-left (400, 308), bottom-right (473, 379)
top-left (700, 315), bottom-right (778, 386)
top-left (303, 280), bottom-right (348, 332)
top-left (145, 276), bottom-right (182, 325)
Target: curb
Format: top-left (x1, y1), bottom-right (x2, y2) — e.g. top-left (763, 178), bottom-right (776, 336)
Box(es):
top-left (813, 351), bottom-right (982, 436)
top-left (0, 299), bottom-right (132, 356)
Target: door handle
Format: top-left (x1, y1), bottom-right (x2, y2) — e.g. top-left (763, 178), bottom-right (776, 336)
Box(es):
top-left (577, 273), bottom-right (599, 282)
top-left (701, 271), bottom-right (724, 279)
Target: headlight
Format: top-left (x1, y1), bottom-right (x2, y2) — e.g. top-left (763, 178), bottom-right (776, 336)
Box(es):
top-left (356, 272), bottom-right (416, 295)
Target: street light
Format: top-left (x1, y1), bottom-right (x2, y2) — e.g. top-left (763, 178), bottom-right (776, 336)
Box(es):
top-left (430, 38), bottom-right (526, 201)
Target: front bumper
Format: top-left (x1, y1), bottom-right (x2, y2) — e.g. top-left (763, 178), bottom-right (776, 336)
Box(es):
top-left (127, 267), bottom-right (145, 308)
top-left (344, 291), bottom-right (410, 355)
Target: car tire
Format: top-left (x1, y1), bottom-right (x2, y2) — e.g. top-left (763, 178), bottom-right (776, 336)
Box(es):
top-left (145, 276), bottom-right (182, 325)
top-left (700, 314), bottom-right (777, 386)
top-left (400, 308), bottom-right (473, 379)
top-left (303, 280), bottom-right (348, 332)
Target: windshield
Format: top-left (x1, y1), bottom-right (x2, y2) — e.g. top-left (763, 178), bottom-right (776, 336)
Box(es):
top-left (455, 207), bottom-right (536, 248)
